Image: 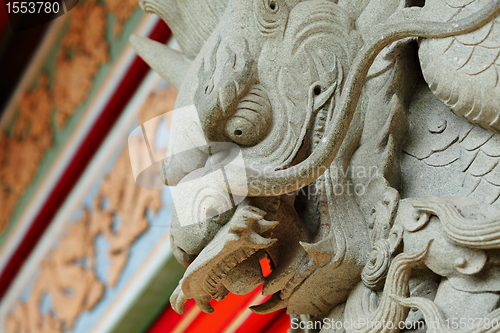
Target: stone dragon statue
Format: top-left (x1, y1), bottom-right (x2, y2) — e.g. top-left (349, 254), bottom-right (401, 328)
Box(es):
top-left (130, 0), bottom-right (500, 331)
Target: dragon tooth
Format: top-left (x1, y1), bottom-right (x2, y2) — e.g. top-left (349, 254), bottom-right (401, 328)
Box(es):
top-left (204, 281), bottom-right (216, 294)
top-left (243, 247), bottom-right (257, 258)
top-left (230, 221), bottom-right (247, 233)
top-left (225, 233), bottom-right (241, 246)
top-left (299, 237), bottom-right (335, 267)
top-left (238, 248), bottom-right (250, 263)
top-left (212, 265), bottom-right (225, 280)
top-left (255, 219), bottom-right (279, 233)
top-left (233, 248), bottom-right (247, 263)
top-left (195, 296), bottom-right (214, 313)
top-left (246, 231), bottom-right (277, 249)
top-left (224, 254), bottom-right (239, 268)
top-left (250, 293), bottom-right (287, 314)
top-left (219, 258), bottom-right (233, 273)
top-left (245, 210), bottom-right (267, 222)
top-left (212, 285), bottom-right (229, 301)
top-left (206, 276), bottom-right (218, 287)
top-left (245, 205), bottom-right (267, 217)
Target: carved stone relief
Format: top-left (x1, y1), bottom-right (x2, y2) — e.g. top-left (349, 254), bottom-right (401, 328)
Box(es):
top-left (0, 0), bottom-right (139, 235)
top-left (131, 0), bottom-right (500, 332)
top-left (4, 87), bottom-right (176, 333)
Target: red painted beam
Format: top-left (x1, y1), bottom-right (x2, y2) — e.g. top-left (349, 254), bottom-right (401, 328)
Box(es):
top-left (148, 300), bottom-right (198, 333)
top-left (146, 284), bottom-right (293, 333)
top-left (260, 311), bottom-right (291, 333)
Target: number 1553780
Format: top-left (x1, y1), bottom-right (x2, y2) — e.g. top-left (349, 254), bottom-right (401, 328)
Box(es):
top-left (6, 1), bottom-right (60, 14)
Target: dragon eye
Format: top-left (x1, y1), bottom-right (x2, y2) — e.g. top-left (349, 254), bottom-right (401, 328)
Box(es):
top-left (269, 1), bottom-right (277, 11)
top-left (254, 0), bottom-right (288, 35)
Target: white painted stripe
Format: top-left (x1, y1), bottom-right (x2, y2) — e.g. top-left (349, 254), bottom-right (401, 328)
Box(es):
top-left (223, 294), bottom-right (269, 333)
top-left (172, 307), bottom-right (202, 333)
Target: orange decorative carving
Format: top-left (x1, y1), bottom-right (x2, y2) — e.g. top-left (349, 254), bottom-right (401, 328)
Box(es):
top-left (0, 75), bottom-right (53, 233)
top-left (106, 0), bottom-right (139, 36)
top-left (4, 87), bottom-right (177, 333)
top-left (53, 0), bottom-right (109, 128)
top-left (0, 0), bottom-right (141, 234)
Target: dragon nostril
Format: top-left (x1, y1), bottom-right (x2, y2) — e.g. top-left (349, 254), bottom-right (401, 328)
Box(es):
top-left (269, 1), bottom-right (276, 10)
top-left (314, 85), bottom-right (322, 96)
top-left (225, 84), bottom-right (272, 146)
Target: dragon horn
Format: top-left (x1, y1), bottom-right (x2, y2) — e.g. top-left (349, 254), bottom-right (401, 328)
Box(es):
top-left (129, 35), bottom-right (189, 90)
top-left (138, 0), bottom-right (228, 60)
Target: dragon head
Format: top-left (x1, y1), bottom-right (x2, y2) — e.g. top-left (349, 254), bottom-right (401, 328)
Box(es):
top-left (131, 0), bottom-right (365, 316)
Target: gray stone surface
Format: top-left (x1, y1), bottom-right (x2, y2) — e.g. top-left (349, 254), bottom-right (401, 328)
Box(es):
top-left (131, 0), bottom-right (500, 331)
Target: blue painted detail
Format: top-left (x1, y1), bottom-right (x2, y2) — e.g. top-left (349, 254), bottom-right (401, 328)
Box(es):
top-left (15, 122), bottom-right (175, 333)
top-left (94, 233), bottom-right (111, 285)
top-left (111, 213), bottom-right (122, 233)
top-left (39, 292), bottom-right (53, 316)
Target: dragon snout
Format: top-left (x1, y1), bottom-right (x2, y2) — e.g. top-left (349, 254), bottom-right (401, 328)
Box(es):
top-left (200, 80), bottom-right (274, 147)
top-left (224, 85), bottom-right (273, 146)
top-left (196, 38), bottom-right (273, 147)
